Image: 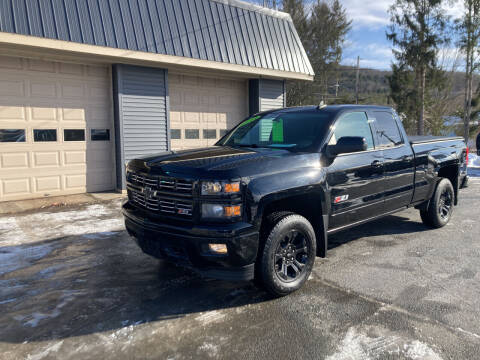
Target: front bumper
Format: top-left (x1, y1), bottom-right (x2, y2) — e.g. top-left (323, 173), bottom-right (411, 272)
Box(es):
top-left (123, 202), bottom-right (259, 281)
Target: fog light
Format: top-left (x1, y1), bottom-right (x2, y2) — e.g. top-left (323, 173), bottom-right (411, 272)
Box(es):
top-left (208, 243), bottom-right (228, 254)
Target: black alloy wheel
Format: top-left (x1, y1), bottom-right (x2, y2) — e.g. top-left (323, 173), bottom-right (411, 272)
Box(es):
top-left (274, 229), bottom-right (309, 282)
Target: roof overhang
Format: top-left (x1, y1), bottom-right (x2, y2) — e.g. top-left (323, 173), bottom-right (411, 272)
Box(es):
top-left (0, 32), bottom-right (314, 81)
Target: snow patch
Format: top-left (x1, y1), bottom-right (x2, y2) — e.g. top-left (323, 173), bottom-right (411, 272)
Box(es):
top-left (195, 310), bottom-right (225, 325)
top-left (0, 202), bottom-right (124, 247)
top-left (326, 327), bottom-right (442, 360)
top-left (199, 342), bottom-right (220, 357)
top-left (26, 340), bottom-right (63, 360)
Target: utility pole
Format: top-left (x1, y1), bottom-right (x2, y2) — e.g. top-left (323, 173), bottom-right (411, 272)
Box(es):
top-left (355, 56), bottom-right (360, 104)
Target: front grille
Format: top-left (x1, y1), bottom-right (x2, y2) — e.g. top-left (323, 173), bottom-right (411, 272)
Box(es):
top-left (129, 187), bottom-right (194, 217)
top-left (127, 171), bottom-right (194, 217)
top-left (128, 172), bottom-right (193, 195)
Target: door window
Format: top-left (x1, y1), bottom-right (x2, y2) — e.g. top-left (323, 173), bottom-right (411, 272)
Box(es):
top-left (64, 129), bottom-right (85, 141)
top-left (0, 129), bottom-right (25, 142)
top-left (329, 112), bottom-right (374, 150)
top-left (373, 111), bottom-right (403, 147)
top-left (34, 129), bottom-right (57, 142)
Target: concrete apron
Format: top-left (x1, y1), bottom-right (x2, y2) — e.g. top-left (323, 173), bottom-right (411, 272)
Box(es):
top-left (0, 192), bottom-right (125, 215)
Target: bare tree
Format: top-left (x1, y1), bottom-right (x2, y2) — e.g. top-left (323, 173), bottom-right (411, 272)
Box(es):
top-left (456, 0), bottom-right (480, 143)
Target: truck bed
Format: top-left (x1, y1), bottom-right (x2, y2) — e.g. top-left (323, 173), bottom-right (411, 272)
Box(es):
top-left (409, 135), bottom-right (463, 145)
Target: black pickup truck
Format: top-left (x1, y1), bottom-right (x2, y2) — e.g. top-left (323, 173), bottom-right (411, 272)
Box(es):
top-left (123, 105), bottom-right (468, 296)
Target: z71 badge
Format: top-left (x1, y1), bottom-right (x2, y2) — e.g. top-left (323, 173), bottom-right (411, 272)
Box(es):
top-left (334, 195), bottom-right (349, 204)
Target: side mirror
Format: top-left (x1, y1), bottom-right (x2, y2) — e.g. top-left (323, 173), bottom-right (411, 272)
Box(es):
top-left (326, 136), bottom-right (367, 158)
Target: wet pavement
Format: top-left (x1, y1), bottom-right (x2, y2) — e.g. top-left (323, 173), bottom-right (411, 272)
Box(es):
top-left (1, 181), bottom-right (480, 359)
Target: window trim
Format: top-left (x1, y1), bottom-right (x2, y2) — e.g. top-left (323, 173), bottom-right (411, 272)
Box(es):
top-left (326, 111), bottom-right (376, 152)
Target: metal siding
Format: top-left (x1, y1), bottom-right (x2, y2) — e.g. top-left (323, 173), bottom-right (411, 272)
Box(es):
top-left (0, 0), bottom-right (313, 76)
top-left (195, 0), bottom-right (213, 61)
top-left (256, 13), bottom-right (274, 69)
top-left (265, 15), bottom-right (285, 71)
top-left (76, 0), bottom-right (95, 44)
top-left (179, 0), bottom-right (199, 59)
top-left (172, 0), bottom-right (191, 58)
top-left (25, 0), bottom-right (43, 37)
top-left (237, 8), bottom-right (254, 67)
top-left (98, 0), bottom-right (117, 47)
top-left (188, 0), bottom-right (207, 60)
top-left (222, 3), bottom-right (241, 65)
top-left (259, 79), bottom-right (285, 112)
top-left (12, 0), bottom-right (28, 35)
top-left (202, 0), bottom-right (223, 63)
top-left (38, 0), bottom-right (57, 38)
top-left (145, 0), bottom-right (165, 54)
top-left (116, 65), bottom-right (168, 165)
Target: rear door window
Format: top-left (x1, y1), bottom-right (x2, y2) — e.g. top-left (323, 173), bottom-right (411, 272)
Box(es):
top-left (373, 111), bottom-right (403, 147)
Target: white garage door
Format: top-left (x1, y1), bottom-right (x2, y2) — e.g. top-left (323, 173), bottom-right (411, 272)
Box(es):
top-left (169, 73), bottom-right (247, 150)
top-left (0, 55), bottom-right (115, 202)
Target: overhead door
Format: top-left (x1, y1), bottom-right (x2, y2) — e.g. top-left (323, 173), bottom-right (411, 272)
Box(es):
top-left (0, 55), bottom-right (114, 202)
top-left (169, 73), bottom-right (247, 150)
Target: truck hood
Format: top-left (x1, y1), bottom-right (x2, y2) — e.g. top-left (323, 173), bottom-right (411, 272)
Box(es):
top-left (129, 146), bottom-right (320, 180)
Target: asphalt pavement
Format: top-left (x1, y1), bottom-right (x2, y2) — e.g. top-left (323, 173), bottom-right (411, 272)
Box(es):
top-left (1, 181), bottom-right (479, 359)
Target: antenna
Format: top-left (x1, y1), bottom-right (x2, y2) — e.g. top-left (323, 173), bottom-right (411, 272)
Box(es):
top-left (317, 101), bottom-right (327, 110)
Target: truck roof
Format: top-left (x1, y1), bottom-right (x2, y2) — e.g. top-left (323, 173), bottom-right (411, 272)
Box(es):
top-left (261, 104), bottom-right (392, 116)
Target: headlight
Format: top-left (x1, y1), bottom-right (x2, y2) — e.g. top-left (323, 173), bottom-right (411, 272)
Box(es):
top-left (201, 181), bottom-right (240, 195)
top-left (201, 204), bottom-right (241, 219)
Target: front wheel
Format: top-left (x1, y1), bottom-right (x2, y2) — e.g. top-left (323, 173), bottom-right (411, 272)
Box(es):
top-left (257, 214), bottom-right (316, 297)
top-left (420, 178), bottom-right (454, 228)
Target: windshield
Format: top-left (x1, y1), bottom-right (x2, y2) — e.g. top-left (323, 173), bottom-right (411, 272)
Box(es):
top-left (217, 111), bottom-right (332, 152)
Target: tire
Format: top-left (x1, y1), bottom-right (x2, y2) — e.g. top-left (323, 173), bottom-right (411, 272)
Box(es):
top-left (256, 213), bottom-right (316, 297)
top-left (420, 178), bottom-right (455, 228)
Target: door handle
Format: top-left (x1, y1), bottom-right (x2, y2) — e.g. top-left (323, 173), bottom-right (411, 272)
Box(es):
top-left (371, 160), bottom-right (382, 168)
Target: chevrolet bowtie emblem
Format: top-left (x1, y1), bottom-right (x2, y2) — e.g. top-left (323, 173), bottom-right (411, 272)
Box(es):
top-left (143, 186), bottom-right (156, 199)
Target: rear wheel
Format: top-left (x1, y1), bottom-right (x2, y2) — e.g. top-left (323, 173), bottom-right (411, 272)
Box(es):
top-left (420, 178), bottom-right (454, 228)
top-left (256, 214), bottom-right (316, 296)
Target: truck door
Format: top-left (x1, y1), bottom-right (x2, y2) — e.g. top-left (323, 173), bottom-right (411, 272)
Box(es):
top-left (326, 111), bottom-right (385, 230)
top-left (371, 111), bottom-right (415, 212)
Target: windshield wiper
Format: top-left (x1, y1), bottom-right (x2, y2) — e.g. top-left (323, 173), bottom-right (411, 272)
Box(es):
top-left (235, 144), bottom-right (259, 148)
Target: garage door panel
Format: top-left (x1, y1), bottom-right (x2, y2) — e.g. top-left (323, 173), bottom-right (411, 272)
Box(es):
top-left (2, 178), bottom-right (30, 195)
top-left (0, 56), bottom-right (114, 202)
top-left (30, 81), bottom-right (57, 98)
top-left (62, 108), bottom-right (85, 121)
top-left (28, 59), bottom-right (56, 73)
top-left (33, 152), bottom-right (60, 167)
top-left (35, 176), bottom-right (61, 192)
top-left (64, 151), bottom-right (86, 165)
top-left (0, 55), bottom-right (23, 70)
top-left (65, 174), bottom-right (87, 189)
top-left (1, 152), bottom-right (29, 168)
top-left (0, 79), bottom-right (25, 97)
top-left (0, 106), bottom-right (26, 120)
top-left (59, 62), bottom-right (83, 75)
